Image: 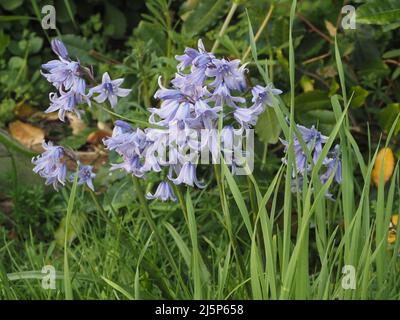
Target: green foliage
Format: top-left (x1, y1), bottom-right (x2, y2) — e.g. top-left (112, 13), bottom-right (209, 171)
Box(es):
top-left (357, 0), bottom-right (400, 25)
top-left (1, 0), bottom-right (400, 300)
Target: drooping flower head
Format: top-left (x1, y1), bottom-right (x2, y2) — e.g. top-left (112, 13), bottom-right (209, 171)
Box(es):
top-left (280, 123), bottom-right (341, 199)
top-left (102, 39), bottom-right (282, 200)
top-left (146, 181), bottom-right (177, 202)
top-left (32, 141), bottom-right (97, 192)
top-left (251, 84), bottom-right (282, 108)
top-left (32, 141), bottom-right (68, 190)
top-left (51, 38), bottom-right (69, 60)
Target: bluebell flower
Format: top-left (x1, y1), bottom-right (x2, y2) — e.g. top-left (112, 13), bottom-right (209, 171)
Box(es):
top-left (233, 103), bottom-right (265, 128)
top-left (321, 144), bottom-right (342, 184)
top-left (186, 99), bottom-right (221, 130)
top-left (170, 162), bottom-right (204, 188)
top-left (51, 39), bottom-right (69, 60)
top-left (70, 162), bottom-right (96, 191)
top-left (110, 154), bottom-right (144, 177)
top-left (296, 125), bottom-right (328, 163)
top-left (206, 58), bottom-right (247, 92)
top-left (41, 39), bottom-right (81, 90)
top-left (41, 38), bottom-right (92, 121)
top-left (107, 127), bottom-right (147, 156)
top-left (251, 84), bottom-right (282, 108)
top-left (88, 72), bottom-right (131, 109)
top-left (281, 123), bottom-right (341, 199)
top-left (32, 141), bottom-right (68, 190)
top-left (175, 39), bottom-right (214, 71)
top-left (113, 120), bottom-right (134, 134)
top-left (45, 88), bottom-right (87, 122)
top-left (150, 78), bottom-right (195, 126)
top-left (146, 181), bottom-right (177, 202)
top-left (280, 137), bottom-right (308, 175)
top-left (104, 123), bottom-right (148, 177)
top-left (98, 39), bottom-right (285, 195)
top-left (154, 77), bottom-right (184, 101)
top-left (41, 59), bottom-right (81, 90)
top-left (211, 82), bottom-right (246, 108)
top-left (280, 124), bottom-right (329, 174)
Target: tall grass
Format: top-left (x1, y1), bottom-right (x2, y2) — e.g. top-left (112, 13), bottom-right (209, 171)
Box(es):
top-left (1, 1), bottom-right (400, 300)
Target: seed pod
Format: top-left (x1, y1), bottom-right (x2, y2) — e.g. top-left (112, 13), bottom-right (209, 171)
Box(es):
top-left (372, 147), bottom-right (394, 186)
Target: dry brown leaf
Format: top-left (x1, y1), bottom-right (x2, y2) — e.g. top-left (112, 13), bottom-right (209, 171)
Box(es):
top-left (8, 120), bottom-right (45, 148)
top-left (324, 20), bottom-right (336, 37)
top-left (97, 121), bottom-right (112, 132)
top-left (14, 102), bottom-right (36, 118)
top-left (87, 130), bottom-right (111, 145)
top-left (34, 111), bottom-right (60, 121)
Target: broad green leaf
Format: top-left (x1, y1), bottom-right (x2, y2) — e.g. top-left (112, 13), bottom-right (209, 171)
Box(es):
top-left (0, 0), bottom-right (23, 11)
top-left (0, 31), bottom-right (10, 56)
top-left (104, 3), bottom-right (127, 39)
top-left (182, 0), bottom-right (225, 34)
top-left (358, 0), bottom-right (400, 25)
top-left (378, 103), bottom-right (400, 135)
top-left (295, 90), bottom-right (331, 112)
top-left (255, 107), bottom-right (281, 144)
top-left (349, 85), bottom-right (369, 108)
top-left (383, 49), bottom-right (400, 59)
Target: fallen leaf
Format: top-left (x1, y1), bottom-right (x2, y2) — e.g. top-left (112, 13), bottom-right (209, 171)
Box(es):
top-left (8, 120), bottom-right (44, 148)
top-left (14, 102), bottom-right (36, 118)
top-left (87, 130), bottom-right (111, 145)
top-left (97, 121), bottom-right (112, 132)
top-left (324, 19), bottom-right (336, 37)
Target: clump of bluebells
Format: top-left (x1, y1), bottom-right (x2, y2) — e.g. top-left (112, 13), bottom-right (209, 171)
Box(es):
top-left (33, 39), bottom-right (132, 191)
top-left (102, 40), bottom-right (282, 202)
top-left (280, 124), bottom-right (342, 199)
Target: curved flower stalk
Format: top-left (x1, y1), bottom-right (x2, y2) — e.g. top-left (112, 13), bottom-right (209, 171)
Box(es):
top-left (103, 39), bottom-right (282, 202)
top-left (34, 38), bottom-right (131, 191)
top-left (280, 123), bottom-right (342, 199)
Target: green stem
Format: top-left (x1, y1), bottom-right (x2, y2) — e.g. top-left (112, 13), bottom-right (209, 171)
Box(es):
top-left (213, 164), bottom-right (248, 295)
top-left (211, 2), bottom-right (238, 53)
top-left (131, 175), bottom-right (189, 297)
top-left (89, 187), bottom-right (176, 299)
top-left (173, 184), bottom-right (188, 224)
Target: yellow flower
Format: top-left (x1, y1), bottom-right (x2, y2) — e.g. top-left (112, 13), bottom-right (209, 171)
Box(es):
top-left (388, 214), bottom-right (398, 245)
top-left (372, 148), bottom-right (395, 186)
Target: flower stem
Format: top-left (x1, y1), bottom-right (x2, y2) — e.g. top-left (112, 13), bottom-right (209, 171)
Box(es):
top-left (213, 164), bottom-right (248, 294)
top-left (131, 175), bottom-right (189, 297)
top-left (242, 4), bottom-right (274, 61)
top-left (211, 2), bottom-right (238, 53)
top-left (173, 184), bottom-right (188, 224)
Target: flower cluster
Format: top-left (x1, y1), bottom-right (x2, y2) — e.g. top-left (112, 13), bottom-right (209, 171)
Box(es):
top-left (41, 39), bottom-right (131, 122)
top-left (280, 124), bottom-right (342, 199)
top-left (33, 38), bottom-right (133, 190)
top-left (103, 39), bottom-right (282, 201)
top-left (32, 141), bottom-right (95, 191)
top-left (41, 39), bottom-right (89, 121)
